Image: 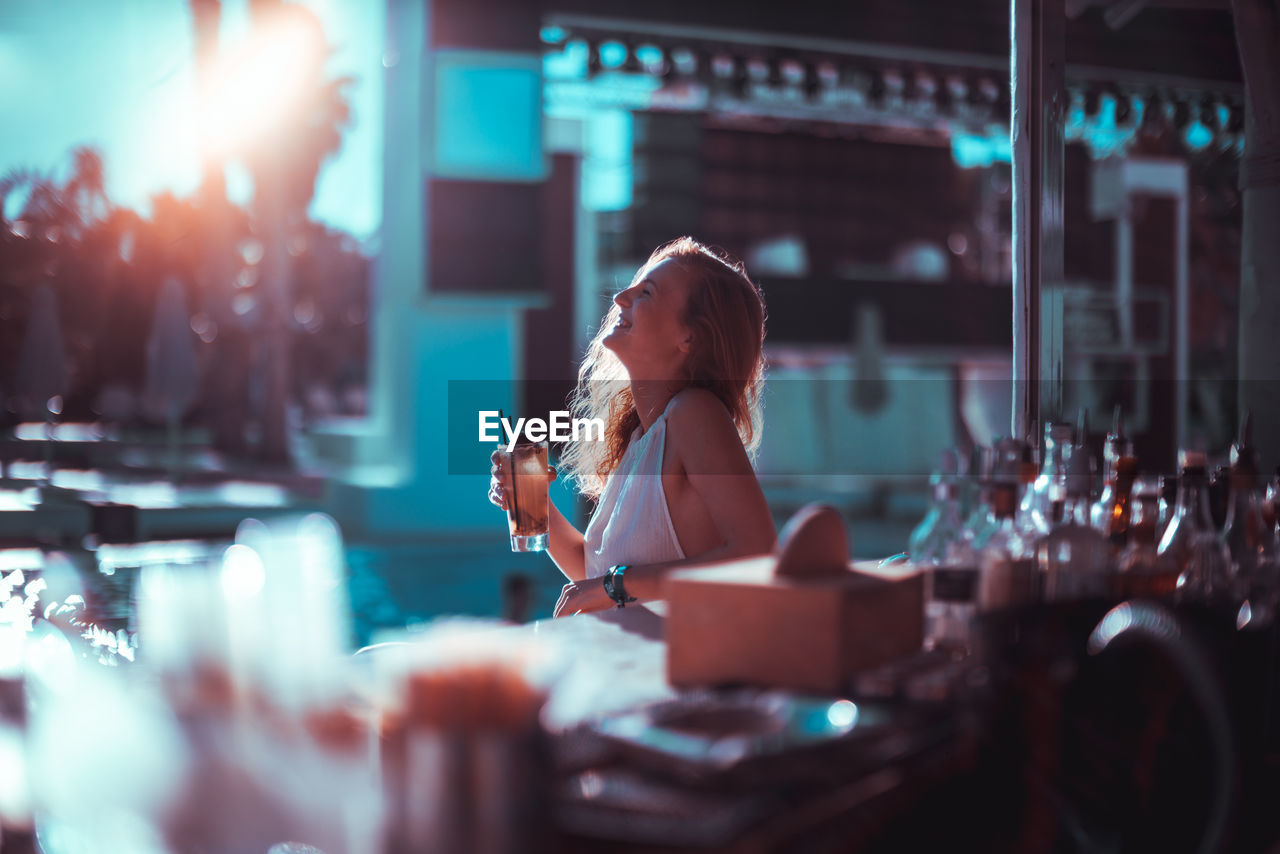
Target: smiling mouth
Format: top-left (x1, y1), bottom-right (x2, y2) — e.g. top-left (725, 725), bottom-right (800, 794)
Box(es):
top-left (615, 318), bottom-right (633, 330)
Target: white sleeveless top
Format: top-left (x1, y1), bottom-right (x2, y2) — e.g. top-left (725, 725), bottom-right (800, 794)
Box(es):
top-left (583, 402), bottom-right (686, 579)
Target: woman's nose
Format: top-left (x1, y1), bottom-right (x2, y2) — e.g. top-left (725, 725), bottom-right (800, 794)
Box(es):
top-left (613, 287), bottom-right (633, 308)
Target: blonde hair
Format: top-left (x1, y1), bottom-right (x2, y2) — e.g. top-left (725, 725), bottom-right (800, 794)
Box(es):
top-left (559, 237), bottom-right (766, 498)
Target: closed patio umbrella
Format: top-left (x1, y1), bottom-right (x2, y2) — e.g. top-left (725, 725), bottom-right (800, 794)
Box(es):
top-left (143, 277), bottom-right (199, 478)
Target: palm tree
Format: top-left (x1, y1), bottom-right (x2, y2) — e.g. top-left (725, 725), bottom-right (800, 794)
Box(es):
top-left (245, 0), bottom-right (353, 463)
top-left (189, 0), bottom-right (353, 464)
top-left (63, 148), bottom-right (109, 233)
top-left (0, 150), bottom-right (115, 421)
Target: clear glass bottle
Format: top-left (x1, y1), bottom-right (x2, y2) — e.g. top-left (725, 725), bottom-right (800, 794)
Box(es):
top-left (1113, 479), bottom-right (1178, 598)
top-left (970, 438), bottom-right (1025, 548)
top-left (909, 449), bottom-right (965, 564)
top-left (925, 536), bottom-right (981, 655)
top-left (1158, 450), bottom-right (1232, 601)
top-left (912, 452), bottom-right (977, 653)
top-left (1091, 407), bottom-right (1136, 549)
top-left (1037, 443), bottom-right (1112, 602)
top-left (962, 445), bottom-right (999, 547)
top-left (1221, 417), bottom-right (1278, 592)
top-left (978, 480), bottom-right (1036, 610)
top-left (1158, 474), bottom-right (1177, 534)
top-left (1013, 440), bottom-right (1042, 540)
top-left (1020, 423), bottom-right (1074, 538)
top-left (957, 445), bottom-right (986, 530)
top-left (1209, 464), bottom-right (1231, 531)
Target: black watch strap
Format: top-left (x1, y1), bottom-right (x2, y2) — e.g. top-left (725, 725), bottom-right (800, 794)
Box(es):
top-left (603, 565), bottom-right (637, 606)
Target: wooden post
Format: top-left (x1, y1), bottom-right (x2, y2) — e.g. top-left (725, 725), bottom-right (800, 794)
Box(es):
top-left (1011, 0), bottom-right (1067, 442)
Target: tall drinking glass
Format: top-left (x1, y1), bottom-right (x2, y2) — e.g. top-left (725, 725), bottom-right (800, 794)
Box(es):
top-left (499, 440), bottom-right (550, 552)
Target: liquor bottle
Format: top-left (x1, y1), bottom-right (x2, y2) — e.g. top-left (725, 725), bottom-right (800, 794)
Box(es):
top-left (1221, 414), bottom-right (1278, 591)
top-left (977, 478), bottom-right (1036, 610)
top-left (1074, 407), bottom-right (1097, 504)
top-left (1209, 464), bottom-right (1231, 531)
top-left (962, 445), bottom-right (999, 547)
top-left (926, 536), bottom-right (981, 654)
top-left (1092, 406), bottom-right (1137, 549)
top-left (1020, 423), bottom-right (1074, 537)
top-left (969, 439), bottom-right (1024, 546)
top-left (958, 445), bottom-right (986, 529)
top-left (1158, 474), bottom-right (1177, 533)
top-left (913, 450), bottom-right (977, 653)
top-left (909, 449), bottom-right (965, 564)
top-left (1112, 479), bottom-right (1178, 598)
top-left (1037, 441), bottom-right (1112, 602)
top-left (1013, 439), bottom-right (1041, 540)
top-left (1158, 450), bottom-right (1232, 601)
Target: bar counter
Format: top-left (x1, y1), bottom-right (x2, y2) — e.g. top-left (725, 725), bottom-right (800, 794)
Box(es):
top-left (499, 601), bottom-right (977, 852)
top-left (467, 589), bottom-right (1280, 854)
top-left (9, 526), bottom-right (1280, 853)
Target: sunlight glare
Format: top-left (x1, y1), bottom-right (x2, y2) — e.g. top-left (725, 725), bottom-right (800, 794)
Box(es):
top-left (199, 18), bottom-right (320, 159)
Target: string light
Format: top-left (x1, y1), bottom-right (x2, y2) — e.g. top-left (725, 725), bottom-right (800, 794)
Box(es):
top-left (555, 29), bottom-right (1243, 156)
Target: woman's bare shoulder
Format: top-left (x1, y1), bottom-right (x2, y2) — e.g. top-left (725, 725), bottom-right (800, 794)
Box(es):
top-left (666, 388), bottom-right (754, 477)
top-left (668, 387), bottom-right (731, 423)
top-left (666, 388), bottom-right (737, 446)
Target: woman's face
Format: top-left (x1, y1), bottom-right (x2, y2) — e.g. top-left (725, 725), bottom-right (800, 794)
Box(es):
top-left (602, 258), bottom-right (694, 379)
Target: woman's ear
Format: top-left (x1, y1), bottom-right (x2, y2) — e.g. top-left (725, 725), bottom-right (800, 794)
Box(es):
top-left (677, 330), bottom-right (694, 355)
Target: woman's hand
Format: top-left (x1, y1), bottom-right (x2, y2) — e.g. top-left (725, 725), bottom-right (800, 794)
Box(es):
top-left (488, 449), bottom-right (557, 512)
top-left (488, 450), bottom-right (510, 511)
top-left (554, 577), bottom-right (615, 617)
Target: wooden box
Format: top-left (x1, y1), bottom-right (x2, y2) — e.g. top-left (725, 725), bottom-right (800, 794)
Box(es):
top-left (664, 506), bottom-right (924, 695)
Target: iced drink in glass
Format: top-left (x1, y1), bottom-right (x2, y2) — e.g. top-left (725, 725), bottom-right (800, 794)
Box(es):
top-left (500, 440), bottom-right (550, 552)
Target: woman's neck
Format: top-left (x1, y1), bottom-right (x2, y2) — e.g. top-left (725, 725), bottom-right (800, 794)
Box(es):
top-left (630, 379), bottom-right (684, 434)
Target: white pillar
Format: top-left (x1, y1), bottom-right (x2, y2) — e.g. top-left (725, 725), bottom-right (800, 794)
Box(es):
top-left (368, 0), bottom-right (427, 474)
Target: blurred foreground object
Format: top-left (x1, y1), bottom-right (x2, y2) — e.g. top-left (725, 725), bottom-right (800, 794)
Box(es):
top-left (369, 622), bottom-right (555, 854)
top-left (24, 513), bottom-right (381, 854)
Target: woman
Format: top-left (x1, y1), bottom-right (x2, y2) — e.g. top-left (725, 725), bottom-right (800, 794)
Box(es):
top-left (489, 237), bottom-right (778, 616)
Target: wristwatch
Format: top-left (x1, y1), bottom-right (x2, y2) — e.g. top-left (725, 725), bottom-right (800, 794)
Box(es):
top-left (602, 564), bottom-right (638, 607)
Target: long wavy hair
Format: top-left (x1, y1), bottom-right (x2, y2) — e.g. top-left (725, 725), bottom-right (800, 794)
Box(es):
top-left (559, 237), bottom-right (767, 499)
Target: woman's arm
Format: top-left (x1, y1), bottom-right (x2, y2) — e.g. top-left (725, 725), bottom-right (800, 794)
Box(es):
top-left (547, 499), bottom-right (587, 582)
top-left (554, 389), bottom-right (778, 615)
top-left (659, 387), bottom-right (779, 561)
top-left (608, 542), bottom-right (759, 601)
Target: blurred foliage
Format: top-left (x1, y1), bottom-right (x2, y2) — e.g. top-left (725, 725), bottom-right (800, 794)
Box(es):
top-left (0, 0), bottom-right (370, 442)
top-left (0, 147), bottom-right (370, 432)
